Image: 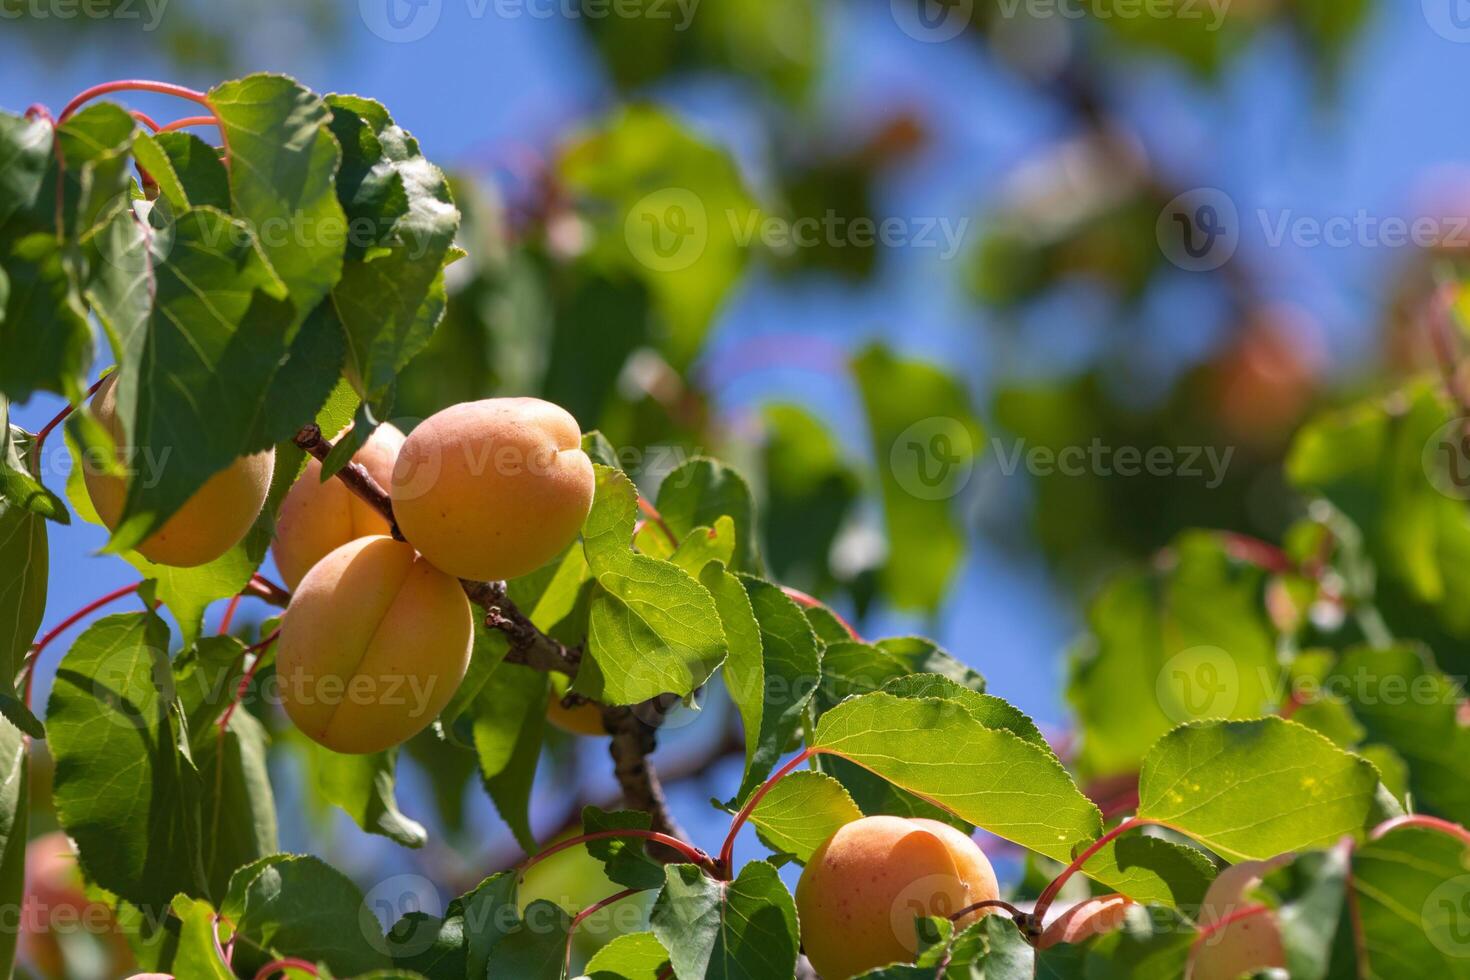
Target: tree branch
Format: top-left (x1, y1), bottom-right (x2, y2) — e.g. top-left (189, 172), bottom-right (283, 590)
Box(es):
top-left (601, 699), bottom-right (690, 863)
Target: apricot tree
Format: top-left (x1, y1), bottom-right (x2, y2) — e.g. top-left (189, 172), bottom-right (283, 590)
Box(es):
top-left (2, 72), bottom-right (1470, 980)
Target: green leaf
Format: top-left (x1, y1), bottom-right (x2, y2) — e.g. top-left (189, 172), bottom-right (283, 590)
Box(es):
top-left (576, 465), bottom-right (728, 706)
top-left (196, 707), bottom-right (278, 900)
top-left (133, 131), bottom-right (230, 212)
top-left (559, 106), bottom-right (756, 366)
top-left (750, 769), bottom-right (861, 863)
top-left (816, 641), bottom-right (987, 717)
top-left (852, 343), bottom-right (984, 612)
top-left (53, 103), bottom-right (137, 239)
top-left (649, 861), bottom-right (799, 980)
top-left (1033, 904), bottom-right (1195, 979)
top-left (1266, 845), bottom-right (1352, 980)
top-left (656, 458), bottom-right (762, 574)
top-left (812, 692), bottom-right (1204, 906)
top-left (0, 110), bottom-right (53, 243)
top-left (473, 662), bottom-right (549, 851)
top-left (583, 931), bottom-right (670, 979)
top-left (667, 517), bottom-right (737, 577)
top-left (209, 73), bottom-right (345, 332)
top-left (1137, 718), bottom-right (1380, 862)
top-left (0, 716), bottom-right (28, 979)
top-left (761, 403), bottom-right (860, 592)
top-left (1328, 646), bottom-right (1470, 825)
top-left (732, 576), bottom-right (821, 802)
top-left (0, 414), bottom-right (48, 682)
top-left (313, 745), bottom-right (426, 849)
top-left (385, 911), bottom-right (464, 978)
top-left (170, 896), bottom-right (237, 980)
top-left (324, 94), bottom-right (459, 406)
top-left (47, 612), bottom-right (208, 912)
top-left (1068, 530), bottom-right (1282, 779)
top-left (581, 806), bottom-right (665, 891)
top-left (1, 417), bottom-right (67, 522)
top-left (1289, 383), bottom-right (1470, 664)
top-left (0, 233), bottom-right (92, 403)
top-left (222, 854), bottom-right (390, 977)
top-left (455, 871), bottom-right (520, 980)
top-left (1351, 824), bottom-right (1470, 977)
top-left (698, 563), bottom-right (765, 799)
top-left (922, 914), bottom-right (1035, 978)
top-left (487, 899), bottom-right (571, 979)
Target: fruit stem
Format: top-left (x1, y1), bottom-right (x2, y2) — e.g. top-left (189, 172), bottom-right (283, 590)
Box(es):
top-left (521, 830), bottom-right (716, 878)
top-left (129, 110), bottom-right (161, 132)
top-left (218, 595), bottom-right (242, 636)
top-left (1370, 814), bottom-right (1470, 847)
top-left (21, 581), bottom-right (145, 708)
top-left (33, 373), bottom-right (110, 455)
top-left (1032, 816), bottom-right (1177, 924)
top-left (252, 957), bottom-right (320, 980)
top-left (565, 887), bottom-right (640, 976)
top-left (216, 628), bottom-right (282, 733)
top-left (949, 898), bottom-right (1027, 921)
top-left (56, 79), bottom-right (232, 173)
top-left (637, 497), bottom-right (677, 547)
top-left (244, 574), bottom-right (292, 609)
top-left (158, 115), bottom-right (218, 134)
top-left (718, 746), bottom-right (825, 875)
top-left (779, 587), bottom-right (863, 643)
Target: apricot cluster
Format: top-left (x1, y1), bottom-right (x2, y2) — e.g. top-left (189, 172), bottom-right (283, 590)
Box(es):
top-left (82, 386), bottom-right (597, 755)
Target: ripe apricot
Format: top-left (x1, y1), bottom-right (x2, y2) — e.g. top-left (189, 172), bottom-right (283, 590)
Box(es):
top-left (546, 674), bottom-right (605, 736)
top-left (271, 423), bottom-right (405, 588)
top-left (1038, 893), bottom-right (1134, 948)
top-left (277, 535), bottom-right (473, 754)
top-left (83, 374), bottom-right (274, 567)
top-left (389, 398), bottom-right (595, 581)
top-left (1187, 855), bottom-right (1291, 980)
top-left (795, 815), bottom-right (1000, 979)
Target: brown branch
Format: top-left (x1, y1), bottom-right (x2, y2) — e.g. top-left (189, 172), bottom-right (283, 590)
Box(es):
top-left (292, 424), bottom-right (406, 540)
top-left (602, 699), bottom-right (690, 863)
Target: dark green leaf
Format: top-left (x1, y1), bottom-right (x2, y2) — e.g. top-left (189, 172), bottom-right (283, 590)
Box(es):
top-left (47, 612), bottom-right (208, 912)
top-left (314, 745), bottom-right (426, 849)
top-left (581, 806), bottom-right (665, 892)
top-left (473, 663), bottom-right (549, 851)
top-left (649, 861), bottom-right (799, 979)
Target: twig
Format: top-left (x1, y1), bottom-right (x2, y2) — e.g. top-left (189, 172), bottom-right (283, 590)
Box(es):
top-left (243, 574), bottom-right (291, 609)
top-left (602, 701), bottom-right (694, 863)
top-left (292, 424), bottom-right (405, 541)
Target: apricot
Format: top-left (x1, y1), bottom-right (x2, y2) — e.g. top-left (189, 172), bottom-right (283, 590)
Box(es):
top-left (546, 674), bottom-right (605, 736)
top-left (1187, 855), bottom-right (1291, 980)
top-left (795, 815), bottom-right (1000, 979)
top-left (271, 423), bottom-right (406, 588)
top-left (1038, 893), bottom-right (1134, 948)
top-left (389, 398), bottom-right (595, 581)
top-left (20, 832), bottom-right (133, 977)
top-left (276, 535), bottom-right (473, 754)
top-left (83, 374), bottom-right (274, 567)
